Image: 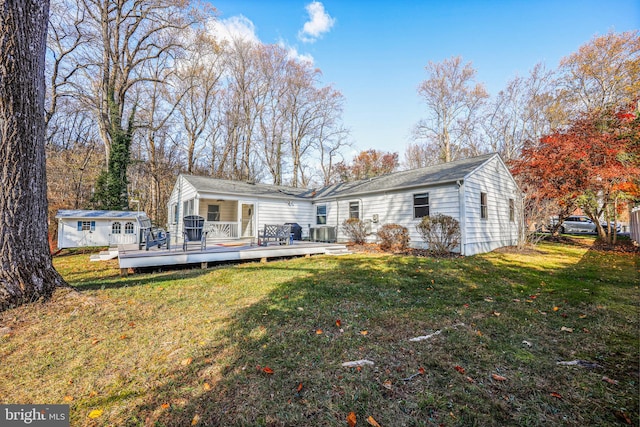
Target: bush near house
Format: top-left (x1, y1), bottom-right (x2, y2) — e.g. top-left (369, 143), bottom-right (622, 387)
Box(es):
top-left (416, 214), bottom-right (461, 255)
top-left (377, 223), bottom-right (410, 253)
top-left (341, 218), bottom-right (368, 244)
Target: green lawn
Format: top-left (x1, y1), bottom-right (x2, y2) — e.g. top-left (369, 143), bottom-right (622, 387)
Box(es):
top-left (0, 238), bottom-right (638, 426)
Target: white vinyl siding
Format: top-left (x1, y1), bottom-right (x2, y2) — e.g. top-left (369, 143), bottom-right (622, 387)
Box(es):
top-left (319, 183), bottom-right (461, 244)
top-left (463, 157), bottom-right (520, 255)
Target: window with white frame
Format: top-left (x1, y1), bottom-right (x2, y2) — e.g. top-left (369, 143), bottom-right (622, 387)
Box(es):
top-left (413, 193), bottom-right (429, 218)
top-left (207, 205), bottom-right (220, 222)
top-left (183, 199), bottom-right (195, 216)
top-left (509, 199), bottom-right (515, 222)
top-left (349, 201), bottom-right (360, 219)
top-left (481, 192), bottom-right (488, 219)
top-left (112, 222), bottom-right (121, 234)
top-left (316, 205), bottom-right (327, 224)
top-left (124, 222), bottom-right (135, 234)
top-left (171, 203), bottom-right (178, 224)
top-left (77, 221), bottom-right (95, 231)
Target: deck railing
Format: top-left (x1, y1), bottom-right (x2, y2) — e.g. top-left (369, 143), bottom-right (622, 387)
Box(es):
top-left (205, 221), bottom-right (239, 239)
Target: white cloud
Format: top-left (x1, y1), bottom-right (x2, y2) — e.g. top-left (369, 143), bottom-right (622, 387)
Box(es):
top-left (206, 14), bottom-right (315, 65)
top-left (207, 15), bottom-right (261, 45)
top-left (298, 1), bottom-right (335, 43)
top-left (278, 39), bottom-right (315, 65)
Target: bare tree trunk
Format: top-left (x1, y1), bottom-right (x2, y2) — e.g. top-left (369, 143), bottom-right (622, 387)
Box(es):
top-left (0, 0), bottom-right (67, 311)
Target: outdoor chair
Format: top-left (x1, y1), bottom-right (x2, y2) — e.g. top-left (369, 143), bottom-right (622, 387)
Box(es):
top-left (182, 215), bottom-right (208, 251)
top-left (138, 217), bottom-right (170, 250)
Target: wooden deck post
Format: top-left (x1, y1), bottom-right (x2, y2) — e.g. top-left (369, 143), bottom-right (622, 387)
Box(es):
top-left (201, 262), bottom-right (208, 269)
top-left (120, 268), bottom-right (128, 276)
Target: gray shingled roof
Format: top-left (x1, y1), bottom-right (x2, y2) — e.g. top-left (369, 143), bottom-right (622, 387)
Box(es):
top-left (182, 175), bottom-right (315, 199)
top-left (313, 153), bottom-right (497, 199)
top-left (182, 153), bottom-right (497, 200)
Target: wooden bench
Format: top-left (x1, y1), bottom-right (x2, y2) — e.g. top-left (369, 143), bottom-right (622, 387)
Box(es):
top-left (138, 217), bottom-right (170, 250)
top-left (258, 224), bottom-right (292, 246)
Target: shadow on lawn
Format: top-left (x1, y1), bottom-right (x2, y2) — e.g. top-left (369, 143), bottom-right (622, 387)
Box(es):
top-left (119, 247), bottom-right (637, 426)
top-left (71, 263), bottom-right (236, 291)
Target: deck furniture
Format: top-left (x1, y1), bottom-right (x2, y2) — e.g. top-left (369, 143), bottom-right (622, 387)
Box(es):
top-left (138, 217), bottom-right (170, 250)
top-left (258, 224), bottom-right (292, 246)
top-left (183, 215), bottom-right (208, 251)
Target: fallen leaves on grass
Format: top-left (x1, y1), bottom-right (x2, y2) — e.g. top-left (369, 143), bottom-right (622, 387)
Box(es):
top-left (203, 382), bottom-right (212, 391)
top-left (316, 329), bottom-right (323, 335)
top-left (602, 376), bottom-right (618, 385)
top-left (382, 379), bottom-right (392, 390)
top-left (181, 357), bottom-right (193, 366)
top-left (418, 367), bottom-right (425, 375)
top-left (360, 330), bottom-right (368, 336)
top-left (491, 374), bottom-right (507, 381)
top-left (550, 392), bottom-right (563, 399)
top-left (262, 366), bottom-right (274, 375)
top-left (465, 376), bottom-right (476, 383)
top-left (63, 395), bottom-right (73, 402)
top-left (91, 338), bottom-right (101, 345)
top-left (366, 415), bottom-right (381, 426)
top-left (88, 409), bottom-right (103, 419)
top-left (454, 365), bottom-right (465, 374)
top-left (191, 414), bottom-right (200, 425)
top-left (347, 411), bottom-right (357, 427)
top-left (560, 326), bottom-right (573, 333)
top-left (336, 319), bottom-right (342, 327)
top-left (297, 382), bottom-right (303, 392)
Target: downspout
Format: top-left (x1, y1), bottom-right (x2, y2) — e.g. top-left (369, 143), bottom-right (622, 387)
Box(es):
top-left (457, 180), bottom-right (466, 255)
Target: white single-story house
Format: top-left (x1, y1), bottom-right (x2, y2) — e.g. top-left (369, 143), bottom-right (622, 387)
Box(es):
top-left (55, 210), bottom-right (149, 249)
top-left (166, 153), bottom-right (522, 255)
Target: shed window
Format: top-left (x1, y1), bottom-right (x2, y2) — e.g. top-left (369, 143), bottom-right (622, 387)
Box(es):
top-left (124, 222), bottom-right (135, 234)
top-left (112, 222), bottom-right (121, 234)
top-left (77, 221), bottom-right (95, 231)
top-left (413, 193), bottom-right (429, 218)
top-left (349, 202), bottom-right (360, 219)
top-left (481, 192), bottom-right (488, 219)
top-left (509, 199), bottom-right (515, 222)
top-left (207, 205), bottom-right (220, 222)
top-left (316, 205), bottom-right (327, 225)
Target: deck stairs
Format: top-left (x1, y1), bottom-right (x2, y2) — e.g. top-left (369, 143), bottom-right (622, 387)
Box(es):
top-left (90, 248), bottom-right (119, 262)
top-left (323, 244), bottom-right (351, 256)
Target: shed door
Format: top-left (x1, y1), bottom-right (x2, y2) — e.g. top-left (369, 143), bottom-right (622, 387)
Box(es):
top-left (108, 220), bottom-right (138, 245)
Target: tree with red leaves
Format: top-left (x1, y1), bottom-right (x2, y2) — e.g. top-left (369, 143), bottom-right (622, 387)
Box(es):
top-left (511, 103), bottom-right (639, 244)
top-left (335, 149), bottom-right (399, 182)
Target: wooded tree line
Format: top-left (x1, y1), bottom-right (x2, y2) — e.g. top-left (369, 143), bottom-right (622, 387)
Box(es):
top-left (45, 0), bottom-right (349, 227)
top-left (44, 0), bottom-right (638, 235)
top-left (407, 31), bottom-right (639, 167)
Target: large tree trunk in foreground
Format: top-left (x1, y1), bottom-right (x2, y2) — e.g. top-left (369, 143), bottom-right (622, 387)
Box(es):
top-left (0, 0), bottom-right (67, 311)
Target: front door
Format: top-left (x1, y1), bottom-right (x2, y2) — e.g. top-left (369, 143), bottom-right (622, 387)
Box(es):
top-left (241, 203), bottom-right (255, 238)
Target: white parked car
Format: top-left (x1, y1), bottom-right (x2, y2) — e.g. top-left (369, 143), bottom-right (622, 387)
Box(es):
top-left (550, 215), bottom-right (621, 234)
top-left (559, 216), bottom-right (597, 234)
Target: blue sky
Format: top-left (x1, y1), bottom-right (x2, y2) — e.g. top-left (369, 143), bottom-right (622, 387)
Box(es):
top-left (208, 0), bottom-right (639, 156)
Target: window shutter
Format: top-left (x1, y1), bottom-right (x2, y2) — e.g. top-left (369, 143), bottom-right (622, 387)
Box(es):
top-left (77, 221), bottom-right (82, 231)
top-left (90, 221), bottom-right (96, 231)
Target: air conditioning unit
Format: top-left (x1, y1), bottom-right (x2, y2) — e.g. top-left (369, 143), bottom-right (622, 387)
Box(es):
top-left (310, 226), bottom-right (336, 242)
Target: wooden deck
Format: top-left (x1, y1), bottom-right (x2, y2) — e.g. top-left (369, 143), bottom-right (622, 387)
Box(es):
top-left (117, 240), bottom-right (350, 272)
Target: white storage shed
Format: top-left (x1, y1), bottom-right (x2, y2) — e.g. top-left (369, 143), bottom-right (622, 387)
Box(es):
top-left (55, 210), bottom-right (148, 249)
